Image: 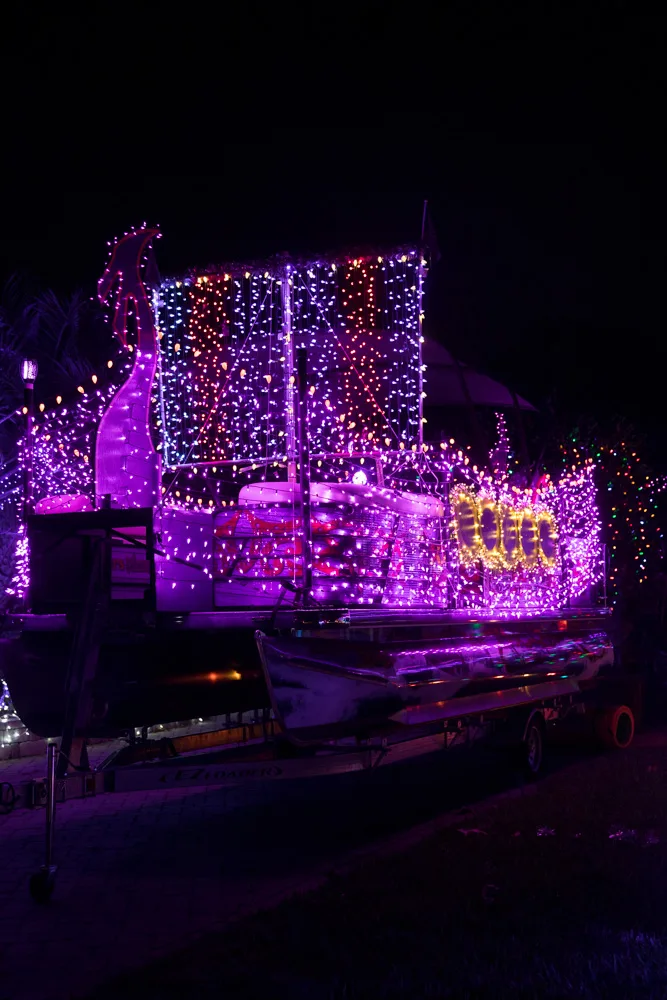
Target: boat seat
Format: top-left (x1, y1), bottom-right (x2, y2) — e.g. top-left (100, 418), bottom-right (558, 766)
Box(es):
top-left (238, 481), bottom-right (443, 518)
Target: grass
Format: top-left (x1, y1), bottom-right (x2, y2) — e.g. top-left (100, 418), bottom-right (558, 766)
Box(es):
top-left (87, 740), bottom-right (667, 999)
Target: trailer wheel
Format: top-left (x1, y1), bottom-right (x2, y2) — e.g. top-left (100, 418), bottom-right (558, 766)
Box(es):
top-left (595, 704), bottom-right (635, 750)
top-left (515, 714), bottom-right (545, 779)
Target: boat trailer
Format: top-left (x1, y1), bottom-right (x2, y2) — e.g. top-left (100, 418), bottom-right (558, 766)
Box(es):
top-left (20, 675), bottom-right (641, 903)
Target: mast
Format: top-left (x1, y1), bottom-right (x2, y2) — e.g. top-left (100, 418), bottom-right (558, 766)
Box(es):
top-left (20, 358), bottom-right (37, 521)
top-left (511, 387), bottom-right (531, 472)
top-left (418, 258), bottom-right (425, 451)
top-left (280, 258), bottom-right (297, 482)
top-left (154, 287), bottom-right (170, 473)
top-left (418, 202), bottom-right (427, 451)
top-left (296, 347), bottom-right (313, 603)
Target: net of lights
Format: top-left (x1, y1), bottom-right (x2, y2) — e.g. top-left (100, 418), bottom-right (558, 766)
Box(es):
top-left (156, 252), bottom-right (421, 473)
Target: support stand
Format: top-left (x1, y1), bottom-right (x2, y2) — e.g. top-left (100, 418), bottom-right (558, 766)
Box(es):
top-left (29, 742), bottom-right (57, 903)
top-left (57, 531), bottom-right (111, 780)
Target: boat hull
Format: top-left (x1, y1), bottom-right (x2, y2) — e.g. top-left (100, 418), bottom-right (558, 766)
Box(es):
top-left (2, 607), bottom-right (615, 743)
top-left (256, 611), bottom-right (616, 743)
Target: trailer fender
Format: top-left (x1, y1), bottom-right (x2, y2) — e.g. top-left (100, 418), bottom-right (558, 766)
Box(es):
top-left (492, 706), bottom-right (546, 746)
top-left (595, 704), bottom-right (635, 750)
top-left (494, 708), bottom-right (547, 778)
top-left (521, 708), bottom-right (546, 744)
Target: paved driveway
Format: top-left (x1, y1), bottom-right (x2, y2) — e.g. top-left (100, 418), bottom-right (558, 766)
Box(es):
top-left (0, 733), bottom-right (570, 1000)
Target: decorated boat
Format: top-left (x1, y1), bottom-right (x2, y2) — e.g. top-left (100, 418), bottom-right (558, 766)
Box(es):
top-left (1, 227), bottom-right (614, 746)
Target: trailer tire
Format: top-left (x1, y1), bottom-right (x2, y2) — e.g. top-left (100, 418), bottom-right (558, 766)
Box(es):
top-left (517, 714), bottom-right (545, 779)
top-left (595, 704), bottom-right (635, 750)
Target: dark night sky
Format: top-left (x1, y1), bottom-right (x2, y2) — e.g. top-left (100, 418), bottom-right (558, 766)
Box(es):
top-left (1, 6), bottom-right (665, 447)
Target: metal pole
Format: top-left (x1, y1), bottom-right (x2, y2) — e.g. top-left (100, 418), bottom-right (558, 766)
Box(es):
top-left (281, 262), bottom-right (297, 482)
top-left (45, 741), bottom-right (56, 870)
top-left (510, 388), bottom-right (531, 471)
top-left (417, 255), bottom-right (425, 452)
top-left (417, 202), bottom-right (429, 454)
top-left (29, 739), bottom-right (58, 900)
top-left (558, 493), bottom-right (571, 610)
top-left (57, 530), bottom-right (110, 780)
top-left (296, 348), bottom-right (313, 603)
top-left (154, 288), bottom-right (170, 471)
top-left (168, 450), bottom-right (399, 469)
top-left (22, 377), bottom-right (35, 521)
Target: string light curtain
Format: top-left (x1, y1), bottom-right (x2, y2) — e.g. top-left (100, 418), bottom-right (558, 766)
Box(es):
top-left (156, 252), bottom-right (422, 468)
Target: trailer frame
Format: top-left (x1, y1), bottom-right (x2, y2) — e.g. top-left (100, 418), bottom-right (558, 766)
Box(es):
top-left (24, 673), bottom-right (642, 902)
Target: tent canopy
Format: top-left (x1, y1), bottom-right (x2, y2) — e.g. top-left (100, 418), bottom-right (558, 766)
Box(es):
top-left (423, 339), bottom-right (536, 411)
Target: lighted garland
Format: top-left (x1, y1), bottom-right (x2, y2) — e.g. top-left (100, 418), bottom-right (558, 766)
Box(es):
top-left (452, 486), bottom-right (480, 563)
top-left (557, 460), bottom-right (604, 600)
top-left (449, 485), bottom-right (559, 574)
top-left (0, 677), bottom-right (30, 748)
top-left (500, 505), bottom-right (521, 567)
top-left (4, 348), bottom-right (130, 600)
top-left (537, 511), bottom-right (558, 568)
top-left (21, 381), bottom-right (603, 614)
top-left (30, 358), bottom-right (131, 508)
